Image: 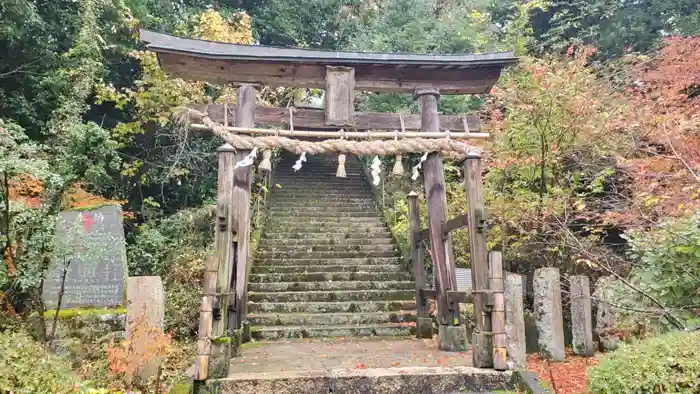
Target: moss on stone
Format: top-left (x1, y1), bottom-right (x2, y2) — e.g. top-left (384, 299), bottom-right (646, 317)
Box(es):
top-left (212, 336), bottom-right (231, 344)
top-left (40, 307), bottom-right (126, 319)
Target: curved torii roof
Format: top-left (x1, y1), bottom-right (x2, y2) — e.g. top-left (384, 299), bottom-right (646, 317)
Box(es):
top-left (140, 29), bottom-right (517, 94)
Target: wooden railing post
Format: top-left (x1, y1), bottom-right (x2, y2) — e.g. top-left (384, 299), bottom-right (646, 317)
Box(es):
top-left (408, 191), bottom-right (432, 338)
top-left (464, 150), bottom-right (493, 368)
top-left (194, 255), bottom-right (218, 380)
top-left (489, 251), bottom-right (507, 370)
top-left (232, 84), bottom-right (256, 344)
top-left (415, 88), bottom-right (464, 351)
top-left (505, 272), bottom-right (526, 369)
top-left (209, 143), bottom-right (236, 377)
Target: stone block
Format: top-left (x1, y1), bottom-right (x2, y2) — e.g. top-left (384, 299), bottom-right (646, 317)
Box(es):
top-left (570, 275), bottom-right (594, 356)
top-left (416, 317), bottom-right (433, 339)
top-left (438, 324), bottom-right (467, 352)
top-left (533, 268), bottom-right (565, 361)
top-left (126, 276), bottom-right (165, 336)
top-left (126, 276), bottom-right (166, 379)
top-left (593, 276), bottom-right (619, 352)
top-left (472, 332), bottom-right (493, 368)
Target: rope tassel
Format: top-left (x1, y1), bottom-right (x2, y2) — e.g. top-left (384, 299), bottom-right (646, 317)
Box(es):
top-left (412, 152), bottom-right (429, 180)
top-left (370, 156), bottom-right (382, 186)
top-left (259, 150), bottom-right (273, 172)
top-left (336, 154), bottom-right (347, 178)
top-left (392, 154), bottom-right (404, 176)
top-left (234, 147), bottom-right (259, 169)
top-left (292, 152), bottom-right (307, 172)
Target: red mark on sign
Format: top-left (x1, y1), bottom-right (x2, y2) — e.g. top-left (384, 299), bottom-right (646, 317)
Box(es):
top-left (82, 212), bottom-right (95, 233)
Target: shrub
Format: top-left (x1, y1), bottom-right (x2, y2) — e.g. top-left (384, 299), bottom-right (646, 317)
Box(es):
top-left (0, 331), bottom-right (87, 393)
top-left (588, 331), bottom-right (700, 393)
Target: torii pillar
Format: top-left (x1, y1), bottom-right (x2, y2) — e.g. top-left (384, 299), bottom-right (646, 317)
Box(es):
top-left (414, 88), bottom-right (467, 351)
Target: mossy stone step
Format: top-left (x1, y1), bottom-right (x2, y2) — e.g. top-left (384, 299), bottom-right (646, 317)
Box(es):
top-left (250, 271), bottom-right (410, 283)
top-left (251, 264), bottom-right (405, 274)
top-left (268, 208), bottom-right (379, 215)
top-left (248, 289), bottom-right (414, 303)
top-left (259, 238), bottom-right (393, 247)
top-left (249, 280), bottom-right (414, 292)
top-left (257, 244), bottom-right (396, 253)
top-left (262, 231), bottom-right (391, 239)
top-left (255, 250), bottom-right (398, 259)
top-left (247, 300), bottom-right (417, 314)
top-left (254, 257), bottom-right (402, 266)
top-left (271, 192), bottom-right (374, 198)
top-left (250, 323), bottom-right (415, 340)
top-left (266, 224), bottom-right (388, 232)
top-left (267, 213), bottom-right (382, 220)
top-left (247, 311), bottom-right (417, 327)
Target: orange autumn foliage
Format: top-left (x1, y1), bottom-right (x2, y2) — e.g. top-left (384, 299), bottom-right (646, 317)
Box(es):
top-left (621, 36), bottom-right (700, 222)
top-left (63, 183), bottom-right (126, 210)
top-left (7, 174), bottom-right (44, 208)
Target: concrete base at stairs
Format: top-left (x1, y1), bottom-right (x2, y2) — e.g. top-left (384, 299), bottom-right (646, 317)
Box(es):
top-left (198, 366), bottom-right (514, 394)
top-left (194, 337), bottom-right (526, 393)
top-left (438, 324), bottom-right (468, 352)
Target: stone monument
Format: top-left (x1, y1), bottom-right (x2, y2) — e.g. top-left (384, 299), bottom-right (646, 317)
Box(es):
top-left (42, 205), bottom-right (128, 310)
top-left (533, 267), bottom-right (565, 361)
top-left (570, 275), bottom-right (594, 356)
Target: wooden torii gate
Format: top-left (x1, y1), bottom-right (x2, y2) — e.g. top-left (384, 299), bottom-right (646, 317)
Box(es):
top-left (139, 30), bottom-right (517, 379)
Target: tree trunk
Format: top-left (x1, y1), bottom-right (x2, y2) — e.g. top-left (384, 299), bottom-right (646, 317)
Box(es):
top-left (49, 259), bottom-right (70, 342)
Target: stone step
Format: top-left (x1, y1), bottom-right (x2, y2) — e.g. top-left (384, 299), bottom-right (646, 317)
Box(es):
top-left (255, 250), bottom-right (398, 259)
top-left (247, 300), bottom-right (417, 314)
top-left (259, 238), bottom-right (393, 247)
top-left (215, 366), bottom-right (514, 394)
top-left (247, 311), bottom-right (417, 327)
top-left (248, 289), bottom-right (414, 303)
top-left (268, 204), bottom-right (377, 211)
top-left (250, 323), bottom-right (414, 340)
top-left (249, 280), bottom-right (414, 292)
top-left (251, 264), bottom-right (405, 274)
top-left (275, 175), bottom-right (366, 181)
top-left (268, 207), bottom-right (379, 215)
top-left (254, 257), bottom-right (402, 266)
top-left (266, 223), bottom-right (387, 231)
top-left (250, 271), bottom-right (411, 283)
top-left (257, 244), bottom-right (396, 253)
top-left (271, 195), bottom-right (374, 201)
top-left (275, 189), bottom-right (373, 195)
top-left (267, 212), bottom-right (381, 219)
top-left (271, 191), bottom-right (374, 198)
top-left (265, 227), bottom-right (389, 235)
top-left (262, 231), bottom-right (391, 240)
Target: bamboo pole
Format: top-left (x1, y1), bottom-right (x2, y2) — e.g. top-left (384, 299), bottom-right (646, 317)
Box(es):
top-left (489, 251), bottom-right (507, 371)
top-left (189, 123), bottom-right (490, 140)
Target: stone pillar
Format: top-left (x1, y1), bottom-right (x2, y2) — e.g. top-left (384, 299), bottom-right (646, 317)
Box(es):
top-left (570, 275), bottom-right (594, 356)
top-left (126, 276), bottom-right (166, 379)
top-left (505, 273), bottom-right (526, 368)
top-left (533, 267), bottom-right (565, 361)
top-left (594, 276), bottom-right (619, 352)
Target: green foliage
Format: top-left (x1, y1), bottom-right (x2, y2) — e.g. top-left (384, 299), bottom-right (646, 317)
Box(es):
top-left (535, 0), bottom-right (700, 57)
top-left (588, 331), bottom-right (700, 393)
top-left (619, 215), bottom-right (700, 328)
top-left (254, 0), bottom-right (368, 49)
top-left (127, 205), bottom-right (214, 337)
top-left (0, 331), bottom-right (87, 393)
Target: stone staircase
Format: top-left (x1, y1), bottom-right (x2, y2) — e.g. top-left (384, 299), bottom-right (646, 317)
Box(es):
top-left (248, 152), bottom-right (417, 340)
